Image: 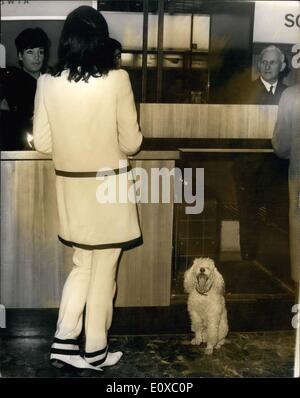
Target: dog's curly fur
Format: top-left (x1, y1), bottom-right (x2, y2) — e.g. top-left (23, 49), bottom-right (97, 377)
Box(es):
top-left (184, 257), bottom-right (229, 355)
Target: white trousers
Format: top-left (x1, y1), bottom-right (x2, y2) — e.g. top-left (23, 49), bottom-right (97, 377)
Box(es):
top-left (54, 247), bottom-right (121, 353)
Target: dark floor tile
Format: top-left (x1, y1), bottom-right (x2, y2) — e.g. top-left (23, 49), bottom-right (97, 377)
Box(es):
top-left (0, 331), bottom-right (295, 378)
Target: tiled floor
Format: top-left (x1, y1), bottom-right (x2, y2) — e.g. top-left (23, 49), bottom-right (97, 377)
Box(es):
top-left (0, 331), bottom-right (296, 378)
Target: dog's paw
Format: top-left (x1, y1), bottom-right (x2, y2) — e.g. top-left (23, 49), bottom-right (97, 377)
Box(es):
top-left (204, 347), bottom-right (214, 355)
top-left (215, 339), bottom-right (226, 349)
top-left (191, 337), bottom-right (202, 345)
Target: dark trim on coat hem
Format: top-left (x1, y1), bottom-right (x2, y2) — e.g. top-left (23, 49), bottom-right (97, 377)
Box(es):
top-left (58, 235), bottom-right (143, 251)
top-left (53, 337), bottom-right (78, 345)
top-left (55, 165), bottom-right (132, 178)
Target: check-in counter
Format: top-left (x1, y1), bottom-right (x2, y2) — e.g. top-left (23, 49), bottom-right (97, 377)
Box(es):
top-left (0, 150), bottom-right (178, 308)
top-left (1, 104), bottom-right (284, 309)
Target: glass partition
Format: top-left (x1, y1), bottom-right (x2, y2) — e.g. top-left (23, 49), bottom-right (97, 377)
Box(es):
top-left (99, 3), bottom-right (159, 102)
top-left (97, 0), bottom-right (210, 103)
top-left (161, 12), bottom-right (210, 103)
top-left (1, 0), bottom-right (299, 136)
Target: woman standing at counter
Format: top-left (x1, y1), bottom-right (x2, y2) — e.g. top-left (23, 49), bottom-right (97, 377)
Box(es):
top-left (1, 28), bottom-right (50, 150)
top-left (33, 6), bottom-right (143, 371)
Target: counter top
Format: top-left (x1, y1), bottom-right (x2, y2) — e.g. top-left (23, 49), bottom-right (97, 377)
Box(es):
top-left (1, 140), bottom-right (275, 161)
top-left (0, 150), bottom-right (181, 161)
top-left (141, 137), bottom-right (274, 151)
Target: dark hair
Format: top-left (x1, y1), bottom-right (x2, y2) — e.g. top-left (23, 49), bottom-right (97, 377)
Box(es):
top-left (15, 28), bottom-right (50, 68)
top-left (109, 38), bottom-right (122, 68)
top-left (53, 6), bottom-right (117, 82)
top-left (15, 28), bottom-right (49, 53)
top-left (110, 38), bottom-right (121, 53)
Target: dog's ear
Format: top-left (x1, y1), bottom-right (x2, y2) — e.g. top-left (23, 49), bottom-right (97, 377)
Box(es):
top-left (184, 266), bottom-right (195, 293)
top-left (213, 268), bottom-right (225, 295)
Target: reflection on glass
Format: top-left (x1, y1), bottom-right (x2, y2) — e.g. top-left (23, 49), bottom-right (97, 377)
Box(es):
top-left (161, 13), bottom-right (210, 103)
top-left (192, 15), bottom-right (210, 51)
top-left (102, 11), bottom-right (158, 49)
top-left (101, 4), bottom-right (210, 103)
top-left (121, 53), bottom-right (157, 68)
top-left (163, 15), bottom-right (191, 49)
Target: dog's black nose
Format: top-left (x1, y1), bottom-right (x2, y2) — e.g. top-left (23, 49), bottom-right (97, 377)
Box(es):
top-left (200, 267), bottom-right (205, 273)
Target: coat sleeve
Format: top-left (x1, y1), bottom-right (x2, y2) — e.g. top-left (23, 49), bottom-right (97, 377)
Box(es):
top-left (272, 89), bottom-right (292, 159)
top-left (117, 70), bottom-right (143, 155)
top-left (33, 75), bottom-right (52, 154)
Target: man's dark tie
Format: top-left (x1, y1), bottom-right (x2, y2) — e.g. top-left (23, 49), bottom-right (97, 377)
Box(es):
top-left (268, 86), bottom-right (274, 95)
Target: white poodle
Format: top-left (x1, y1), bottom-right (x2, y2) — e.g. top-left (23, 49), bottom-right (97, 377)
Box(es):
top-left (184, 257), bottom-right (229, 355)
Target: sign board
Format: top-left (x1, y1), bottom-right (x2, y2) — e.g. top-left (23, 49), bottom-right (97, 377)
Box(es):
top-left (1, 0), bottom-right (96, 19)
top-left (253, 1), bottom-right (300, 44)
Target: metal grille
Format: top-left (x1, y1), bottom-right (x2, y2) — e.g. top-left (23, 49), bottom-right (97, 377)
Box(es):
top-left (164, 0), bottom-right (205, 14)
top-left (98, 0), bottom-right (207, 13)
top-left (98, 0), bottom-right (158, 13)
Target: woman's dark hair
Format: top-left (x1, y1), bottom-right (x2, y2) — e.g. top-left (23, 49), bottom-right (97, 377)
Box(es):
top-left (15, 28), bottom-right (50, 69)
top-left (53, 6), bottom-right (117, 82)
top-left (109, 38), bottom-right (122, 68)
top-left (15, 27), bottom-right (50, 53)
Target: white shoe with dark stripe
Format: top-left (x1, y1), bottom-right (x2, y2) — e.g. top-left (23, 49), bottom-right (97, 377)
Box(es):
top-left (84, 346), bottom-right (123, 368)
top-left (50, 338), bottom-right (102, 371)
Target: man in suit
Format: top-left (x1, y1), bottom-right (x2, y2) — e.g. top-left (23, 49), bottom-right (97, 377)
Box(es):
top-left (233, 45), bottom-right (288, 261)
top-left (246, 45), bottom-right (287, 104)
top-left (272, 84), bottom-right (300, 294)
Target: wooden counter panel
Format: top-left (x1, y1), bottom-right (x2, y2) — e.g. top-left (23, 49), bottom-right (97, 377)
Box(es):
top-left (0, 160), bottom-right (71, 307)
top-left (1, 159), bottom-right (174, 308)
top-left (140, 104), bottom-right (278, 139)
top-left (116, 160), bottom-right (174, 307)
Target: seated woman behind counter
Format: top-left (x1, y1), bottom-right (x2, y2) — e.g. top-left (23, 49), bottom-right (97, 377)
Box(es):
top-left (0, 28), bottom-right (50, 150)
